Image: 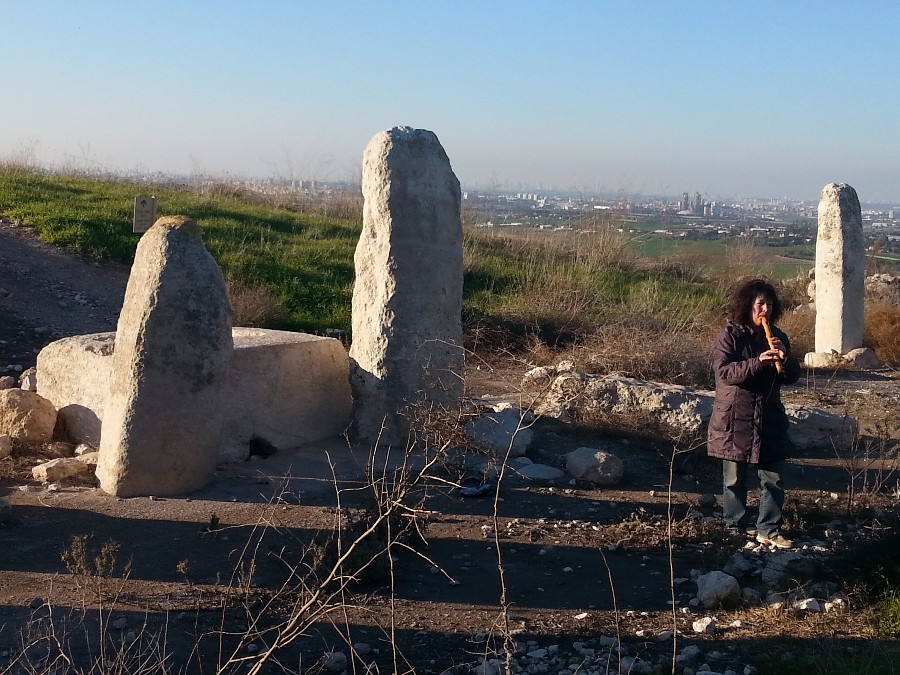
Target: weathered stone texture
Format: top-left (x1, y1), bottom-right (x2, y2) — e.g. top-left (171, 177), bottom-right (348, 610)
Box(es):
top-left (96, 216), bottom-right (233, 497)
top-left (37, 333), bottom-right (115, 447)
top-left (0, 389), bottom-right (57, 442)
top-left (37, 329), bottom-right (352, 462)
top-left (814, 183), bottom-right (864, 354)
top-left (349, 127), bottom-right (464, 444)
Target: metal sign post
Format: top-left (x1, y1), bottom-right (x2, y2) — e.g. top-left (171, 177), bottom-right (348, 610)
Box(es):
top-left (133, 196), bottom-right (158, 234)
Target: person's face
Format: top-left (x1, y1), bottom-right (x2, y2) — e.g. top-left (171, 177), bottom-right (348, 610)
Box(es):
top-left (751, 294), bottom-right (772, 326)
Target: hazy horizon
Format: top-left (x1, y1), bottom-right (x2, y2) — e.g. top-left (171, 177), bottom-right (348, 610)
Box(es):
top-left (4, 2), bottom-right (899, 203)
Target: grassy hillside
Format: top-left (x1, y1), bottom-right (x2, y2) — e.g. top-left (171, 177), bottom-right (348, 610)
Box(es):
top-left (2, 167), bottom-right (897, 370)
top-left (0, 168), bottom-right (359, 332)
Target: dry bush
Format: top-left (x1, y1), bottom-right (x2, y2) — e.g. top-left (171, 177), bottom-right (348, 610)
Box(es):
top-left (577, 321), bottom-right (718, 389)
top-left (777, 273), bottom-right (813, 310)
top-left (778, 310), bottom-right (816, 359)
top-left (226, 278), bottom-right (287, 328)
top-left (865, 302), bottom-right (900, 365)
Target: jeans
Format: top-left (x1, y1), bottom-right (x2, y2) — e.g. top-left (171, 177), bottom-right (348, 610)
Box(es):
top-left (722, 459), bottom-right (785, 537)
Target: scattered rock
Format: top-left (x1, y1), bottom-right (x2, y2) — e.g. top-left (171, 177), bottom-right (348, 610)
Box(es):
top-left (0, 389), bottom-right (57, 442)
top-left (516, 463), bottom-right (564, 483)
top-left (32, 457), bottom-right (95, 483)
top-left (696, 571), bottom-right (741, 609)
top-left (692, 616), bottom-right (716, 634)
top-left (19, 368), bottom-right (37, 392)
top-left (465, 407), bottom-right (534, 457)
top-left (565, 445), bottom-right (625, 485)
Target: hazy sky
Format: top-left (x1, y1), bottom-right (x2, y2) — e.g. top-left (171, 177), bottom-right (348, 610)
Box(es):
top-left (4, 1), bottom-right (899, 202)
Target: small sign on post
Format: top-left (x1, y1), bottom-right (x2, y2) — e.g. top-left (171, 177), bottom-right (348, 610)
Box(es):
top-left (133, 196), bottom-right (158, 234)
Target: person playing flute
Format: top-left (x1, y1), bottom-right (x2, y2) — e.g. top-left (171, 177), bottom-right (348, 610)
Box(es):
top-left (707, 278), bottom-right (801, 549)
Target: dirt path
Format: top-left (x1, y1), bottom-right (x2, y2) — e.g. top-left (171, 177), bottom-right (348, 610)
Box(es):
top-left (0, 219), bottom-right (129, 373)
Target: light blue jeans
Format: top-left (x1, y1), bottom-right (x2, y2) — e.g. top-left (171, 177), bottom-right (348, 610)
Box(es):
top-left (722, 459), bottom-right (785, 537)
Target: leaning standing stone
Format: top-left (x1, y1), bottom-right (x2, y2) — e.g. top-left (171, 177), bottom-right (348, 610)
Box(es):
top-left (349, 127), bottom-right (464, 444)
top-left (96, 216), bottom-right (232, 497)
top-left (811, 183), bottom-right (865, 357)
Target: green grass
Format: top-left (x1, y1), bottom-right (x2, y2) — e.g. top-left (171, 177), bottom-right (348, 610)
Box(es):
top-left (0, 168), bottom-right (359, 332)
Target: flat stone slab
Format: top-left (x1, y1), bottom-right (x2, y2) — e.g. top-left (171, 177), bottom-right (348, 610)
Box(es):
top-left (37, 328), bottom-right (352, 462)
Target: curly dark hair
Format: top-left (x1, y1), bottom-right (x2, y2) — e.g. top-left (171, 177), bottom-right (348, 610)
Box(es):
top-left (727, 278), bottom-right (783, 326)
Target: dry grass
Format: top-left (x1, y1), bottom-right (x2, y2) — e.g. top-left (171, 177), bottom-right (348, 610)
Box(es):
top-left (865, 303), bottom-right (900, 366)
top-left (226, 277), bottom-right (288, 328)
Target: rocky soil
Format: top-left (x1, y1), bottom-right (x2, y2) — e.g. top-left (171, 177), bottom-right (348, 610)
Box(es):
top-left (1, 219), bottom-right (899, 674)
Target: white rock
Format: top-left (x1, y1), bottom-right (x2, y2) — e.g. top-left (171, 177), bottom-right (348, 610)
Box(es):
top-left (565, 445), bottom-right (625, 485)
top-left (465, 407), bottom-right (533, 457)
top-left (521, 366), bottom-right (555, 388)
top-left (18, 368), bottom-right (38, 392)
top-left (692, 617), bottom-right (716, 634)
top-left (696, 571), bottom-right (741, 609)
top-left (32, 457), bottom-right (94, 483)
top-left (517, 463), bottom-right (564, 483)
top-left (0, 389), bottom-right (57, 442)
top-left (537, 372), bottom-right (854, 450)
top-left (793, 598), bottom-right (823, 612)
top-left (843, 347), bottom-right (882, 370)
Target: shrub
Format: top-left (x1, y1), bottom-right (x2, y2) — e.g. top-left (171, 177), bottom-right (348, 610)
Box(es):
top-left (865, 303), bottom-right (900, 366)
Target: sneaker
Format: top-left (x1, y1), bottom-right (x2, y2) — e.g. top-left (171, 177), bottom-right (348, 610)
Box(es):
top-left (756, 532), bottom-right (794, 549)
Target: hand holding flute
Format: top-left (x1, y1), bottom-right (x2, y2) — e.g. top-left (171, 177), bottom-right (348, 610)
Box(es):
top-left (759, 316), bottom-right (784, 374)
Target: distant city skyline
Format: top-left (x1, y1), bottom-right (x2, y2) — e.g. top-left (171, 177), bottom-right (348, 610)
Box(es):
top-left (4, 2), bottom-right (900, 203)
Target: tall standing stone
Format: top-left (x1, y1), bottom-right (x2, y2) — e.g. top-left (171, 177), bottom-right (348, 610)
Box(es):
top-left (811, 183), bottom-right (865, 357)
top-left (96, 216), bottom-right (232, 496)
top-left (349, 127), bottom-right (464, 444)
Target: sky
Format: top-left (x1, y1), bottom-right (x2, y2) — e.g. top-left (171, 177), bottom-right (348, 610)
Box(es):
top-left (3, 1), bottom-right (900, 202)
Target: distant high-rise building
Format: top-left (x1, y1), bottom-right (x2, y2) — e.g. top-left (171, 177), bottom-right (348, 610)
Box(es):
top-left (692, 192), bottom-right (703, 215)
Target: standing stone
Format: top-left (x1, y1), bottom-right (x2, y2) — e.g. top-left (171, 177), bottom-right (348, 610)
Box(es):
top-left (96, 216), bottom-right (232, 497)
top-left (809, 183), bottom-right (864, 361)
top-left (349, 127), bottom-right (464, 444)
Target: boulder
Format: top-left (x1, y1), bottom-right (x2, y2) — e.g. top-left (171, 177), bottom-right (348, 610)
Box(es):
top-left (19, 368), bottom-right (37, 392)
top-left (465, 407), bottom-right (534, 457)
top-left (565, 445), bottom-right (625, 486)
top-left (0, 389), bottom-right (57, 442)
top-left (37, 329), bottom-right (352, 462)
top-left (536, 373), bottom-right (712, 434)
top-left (537, 371), bottom-right (857, 451)
top-left (843, 347), bottom-right (882, 369)
top-left (36, 333), bottom-right (114, 447)
top-left (696, 570), bottom-right (741, 609)
top-left (32, 457), bottom-right (95, 483)
top-left (0, 376), bottom-right (15, 390)
top-left (96, 216), bottom-right (233, 497)
top-left (349, 127), bottom-right (464, 444)
top-left (0, 434), bottom-right (11, 459)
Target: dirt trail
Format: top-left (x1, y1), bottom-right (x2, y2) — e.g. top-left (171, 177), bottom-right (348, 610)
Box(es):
top-left (0, 219), bottom-right (129, 372)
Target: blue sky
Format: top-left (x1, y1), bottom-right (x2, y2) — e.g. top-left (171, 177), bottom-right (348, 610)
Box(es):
top-left (4, 1), bottom-right (899, 201)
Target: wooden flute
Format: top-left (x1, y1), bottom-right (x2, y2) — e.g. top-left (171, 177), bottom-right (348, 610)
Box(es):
top-left (759, 316), bottom-right (783, 374)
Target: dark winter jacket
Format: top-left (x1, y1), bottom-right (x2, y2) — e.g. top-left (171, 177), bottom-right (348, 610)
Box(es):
top-left (706, 321), bottom-right (801, 464)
